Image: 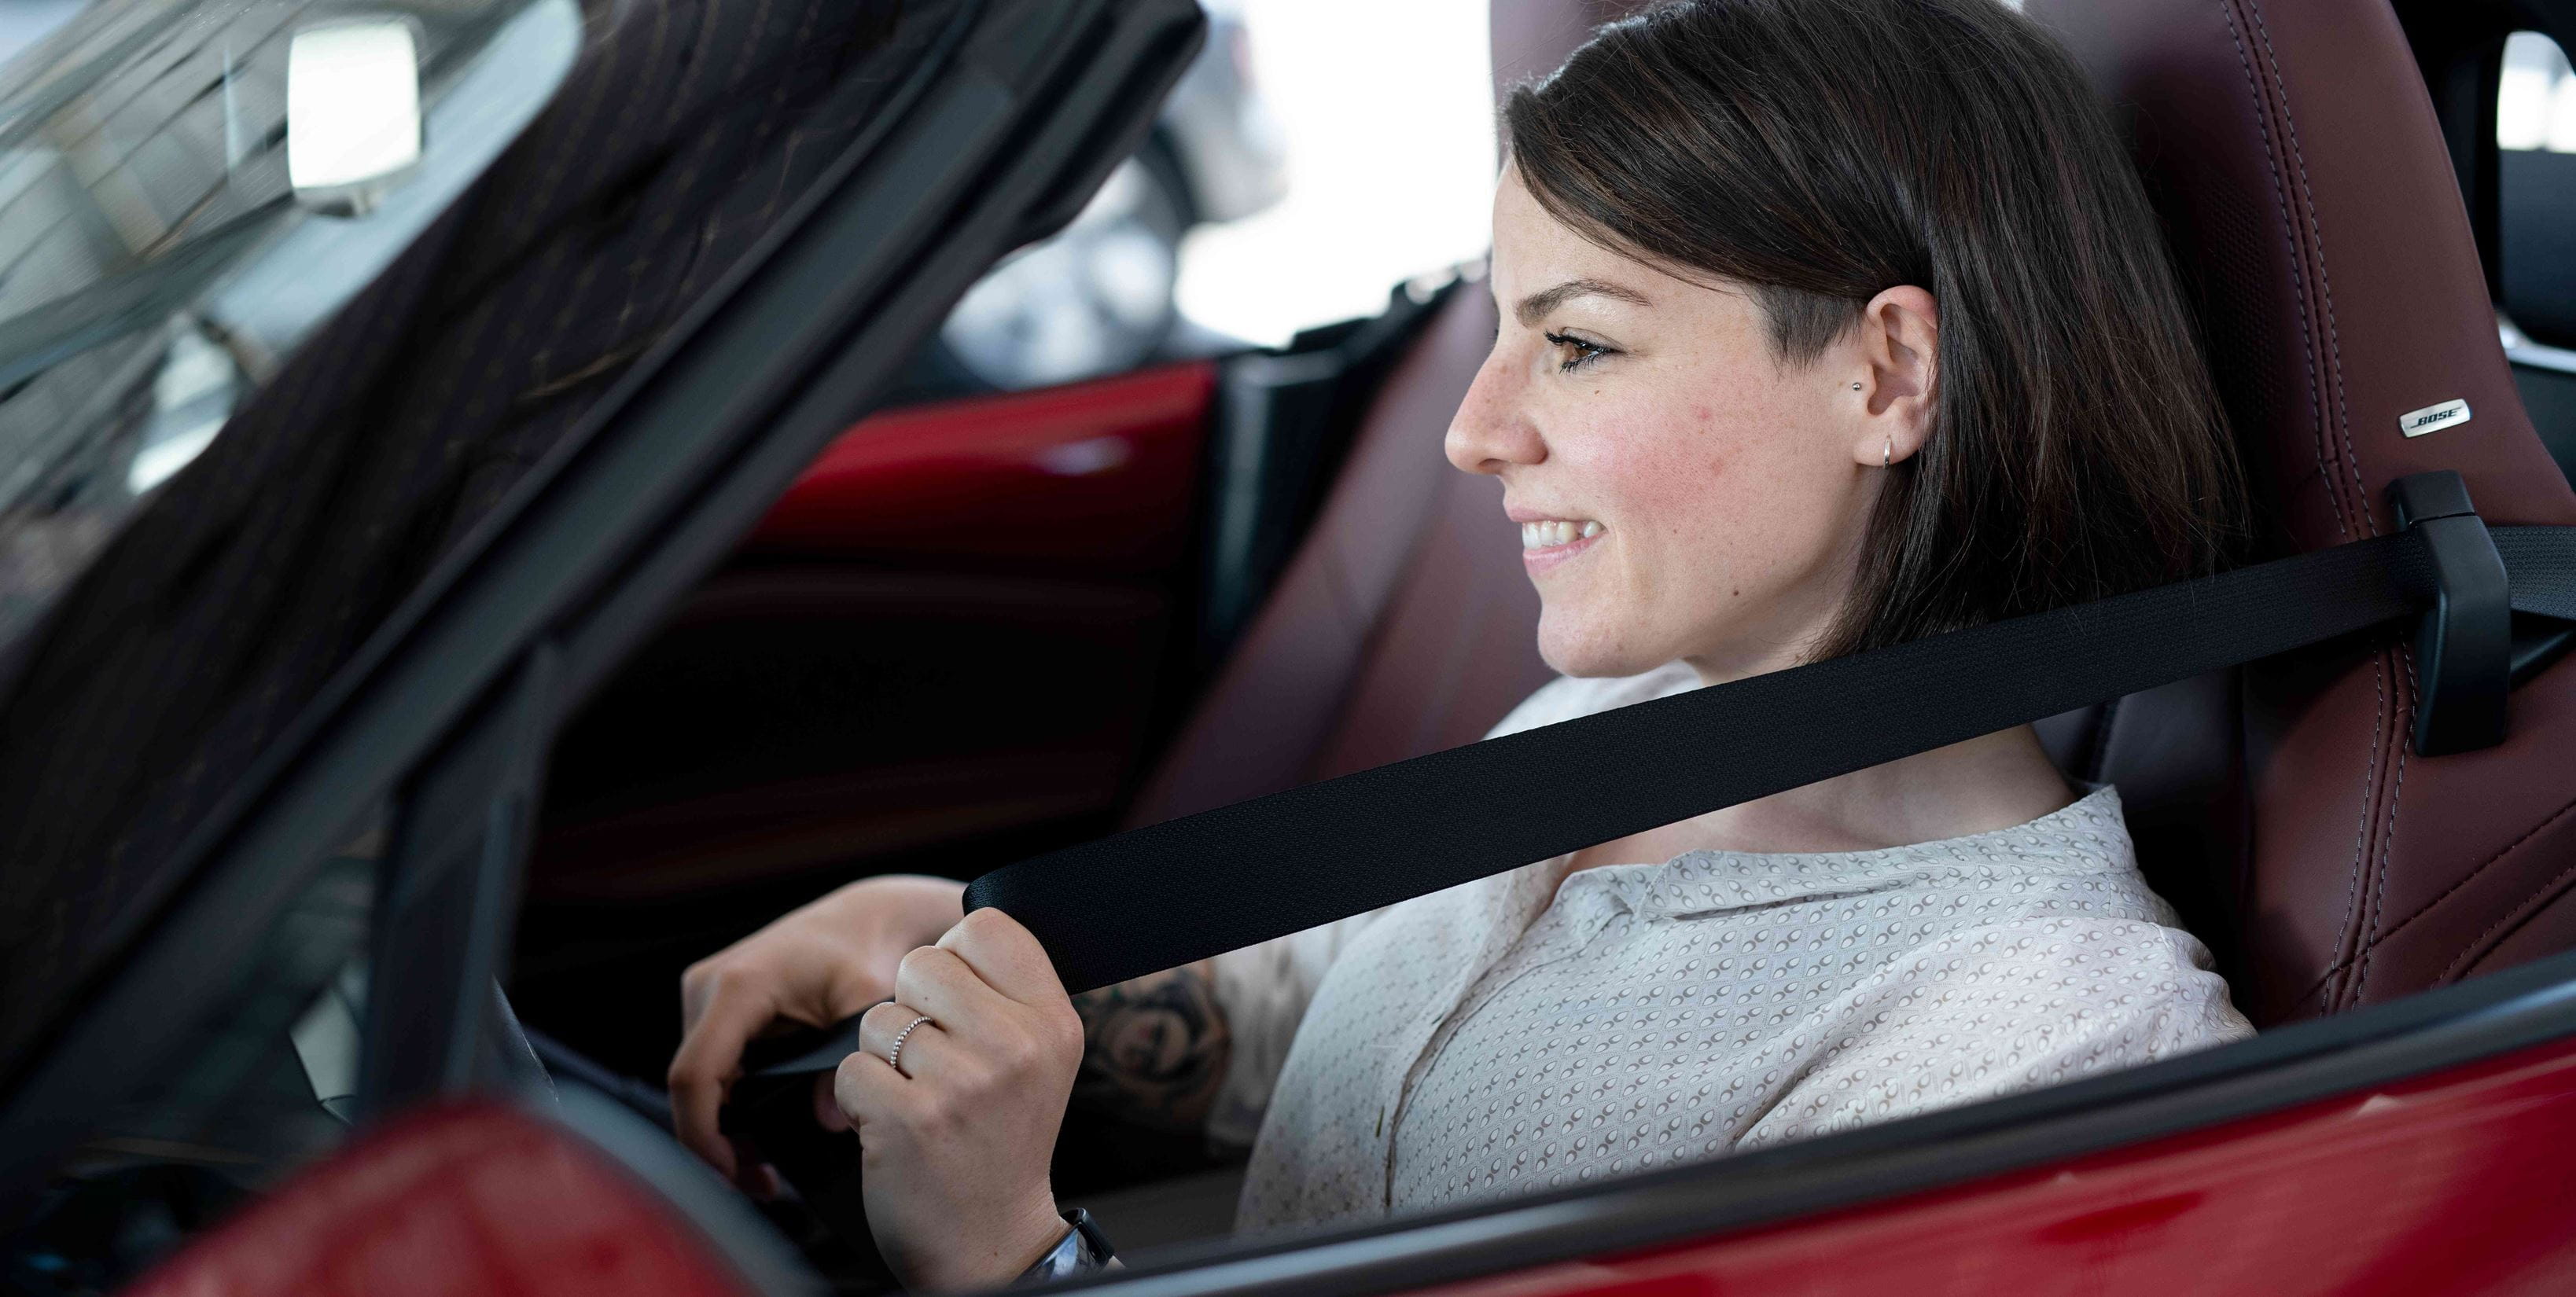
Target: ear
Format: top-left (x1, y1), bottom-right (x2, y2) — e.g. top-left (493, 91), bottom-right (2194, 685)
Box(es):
top-left (1845, 285), bottom-right (1939, 468)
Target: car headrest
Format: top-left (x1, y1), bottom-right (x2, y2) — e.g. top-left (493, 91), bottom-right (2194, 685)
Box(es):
top-left (2027, 0), bottom-right (2576, 542)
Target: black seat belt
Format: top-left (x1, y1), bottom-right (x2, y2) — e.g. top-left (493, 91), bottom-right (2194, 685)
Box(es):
top-left (966, 472), bottom-right (2576, 994)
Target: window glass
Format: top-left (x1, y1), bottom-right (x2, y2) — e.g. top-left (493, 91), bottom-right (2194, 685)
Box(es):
top-left (916, 0), bottom-right (1491, 399)
top-left (2499, 31), bottom-right (2576, 357)
top-left (1172, 0), bottom-right (1490, 348)
top-left (0, 0), bottom-right (583, 669)
top-left (0, 0), bottom-right (953, 1080)
top-left (2498, 31), bottom-right (2576, 480)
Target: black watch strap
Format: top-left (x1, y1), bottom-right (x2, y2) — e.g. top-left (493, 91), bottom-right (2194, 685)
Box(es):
top-left (1016, 1207), bottom-right (1118, 1285)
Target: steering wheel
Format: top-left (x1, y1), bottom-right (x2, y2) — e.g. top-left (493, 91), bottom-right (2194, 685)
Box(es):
top-left (491, 990), bottom-right (896, 1288)
top-left (721, 1012), bottom-right (885, 1276)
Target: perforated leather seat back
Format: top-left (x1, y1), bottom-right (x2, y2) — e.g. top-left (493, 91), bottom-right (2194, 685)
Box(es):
top-left (2028, 0), bottom-right (2576, 1023)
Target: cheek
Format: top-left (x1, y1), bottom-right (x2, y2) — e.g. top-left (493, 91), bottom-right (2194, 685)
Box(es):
top-left (1582, 397), bottom-right (1808, 561)
top-left (1557, 381), bottom-right (1857, 639)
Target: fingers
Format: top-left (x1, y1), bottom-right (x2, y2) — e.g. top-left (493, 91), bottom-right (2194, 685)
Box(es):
top-left (892, 944), bottom-right (1014, 1036)
top-left (857, 1000), bottom-right (956, 1079)
top-left (834, 1041), bottom-right (907, 1130)
top-left (937, 909), bottom-right (1066, 1006)
top-left (668, 971), bottom-right (783, 1176)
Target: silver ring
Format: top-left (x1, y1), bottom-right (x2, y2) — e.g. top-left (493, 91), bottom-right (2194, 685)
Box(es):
top-left (886, 1013), bottom-right (933, 1075)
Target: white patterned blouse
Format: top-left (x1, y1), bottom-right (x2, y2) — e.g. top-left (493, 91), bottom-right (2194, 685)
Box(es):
top-left (1205, 661), bottom-right (2254, 1232)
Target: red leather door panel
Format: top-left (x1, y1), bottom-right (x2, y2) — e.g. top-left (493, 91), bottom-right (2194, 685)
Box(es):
top-left (746, 361), bottom-right (1216, 571)
top-left (516, 362), bottom-right (1221, 1077)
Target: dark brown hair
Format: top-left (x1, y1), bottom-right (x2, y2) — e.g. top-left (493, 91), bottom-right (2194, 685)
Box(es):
top-left (1504, 0), bottom-right (2244, 657)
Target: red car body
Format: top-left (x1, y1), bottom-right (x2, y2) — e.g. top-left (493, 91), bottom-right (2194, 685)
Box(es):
top-left (125, 1030), bottom-right (2576, 1295)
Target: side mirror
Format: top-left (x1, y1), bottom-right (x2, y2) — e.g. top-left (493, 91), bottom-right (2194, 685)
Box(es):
top-left (285, 18), bottom-right (424, 216)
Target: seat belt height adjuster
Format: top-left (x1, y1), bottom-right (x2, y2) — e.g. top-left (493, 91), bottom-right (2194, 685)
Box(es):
top-left (2391, 470), bottom-right (2511, 755)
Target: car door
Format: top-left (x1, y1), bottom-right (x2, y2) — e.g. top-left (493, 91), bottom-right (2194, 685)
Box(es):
top-left (0, 0), bottom-right (1203, 1289)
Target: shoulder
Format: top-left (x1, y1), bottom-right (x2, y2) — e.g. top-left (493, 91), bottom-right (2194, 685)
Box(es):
top-left (1901, 915), bottom-right (2243, 1041)
top-left (1484, 660), bottom-right (1701, 740)
top-left (1741, 915), bottom-right (2251, 1148)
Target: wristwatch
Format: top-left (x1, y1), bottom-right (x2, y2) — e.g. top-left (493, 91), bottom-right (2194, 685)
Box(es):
top-left (1015, 1207), bottom-right (1118, 1285)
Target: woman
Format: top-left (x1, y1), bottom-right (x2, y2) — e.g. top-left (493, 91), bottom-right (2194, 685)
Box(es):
top-left (667, 0), bottom-right (2256, 1286)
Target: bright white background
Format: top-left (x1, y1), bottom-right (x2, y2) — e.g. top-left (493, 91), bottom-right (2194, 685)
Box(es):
top-left (1176, 0), bottom-right (1498, 347)
top-left (2500, 31), bottom-right (2576, 153)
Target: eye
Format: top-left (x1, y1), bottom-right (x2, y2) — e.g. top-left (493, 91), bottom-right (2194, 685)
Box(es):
top-left (1543, 330), bottom-right (1615, 373)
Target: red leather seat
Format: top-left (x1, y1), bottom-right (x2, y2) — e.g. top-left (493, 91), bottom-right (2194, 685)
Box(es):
top-left (1135, 0), bottom-right (2576, 1030)
top-left (1125, 284), bottom-right (1554, 825)
top-left (1125, 2), bottom-right (1666, 832)
top-left (2031, 0), bottom-right (2576, 1023)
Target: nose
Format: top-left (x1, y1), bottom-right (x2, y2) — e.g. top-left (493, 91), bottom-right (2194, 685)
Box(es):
top-left (1444, 344), bottom-right (1547, 476)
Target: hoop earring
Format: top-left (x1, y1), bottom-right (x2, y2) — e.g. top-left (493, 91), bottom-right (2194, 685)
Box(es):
top-left (1882, 435), bottom-right (1893, 469)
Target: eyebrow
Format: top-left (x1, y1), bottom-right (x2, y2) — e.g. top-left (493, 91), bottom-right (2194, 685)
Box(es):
top-left (1514, 277), bottom-right (1653, 326)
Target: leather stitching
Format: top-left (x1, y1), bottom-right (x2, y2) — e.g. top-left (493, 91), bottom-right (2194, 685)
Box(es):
top-left (2219, 0), bottom-right (2350, 545)
top-left (2245, 0), bottom-right (2373, 538)
top-left (2300, 645), bottom-right (2389, 1013)
top-left (2214, 0), bottom-right (2367, 1013)
top-left (2372, 788), bottom-right (2576, 953)
top-left (2342, 651), bottom-right (2392, 1007)
top-left (2444, 845), bottom-right (2576, 983)
top-left (2225, 0), bottom-right (2387, 1013)
top-left (2353, 648), bottom-right (2415, 1001)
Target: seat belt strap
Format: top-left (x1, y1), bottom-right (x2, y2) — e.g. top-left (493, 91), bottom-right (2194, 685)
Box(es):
top-left (969, 519), bottom-right (2576, 994)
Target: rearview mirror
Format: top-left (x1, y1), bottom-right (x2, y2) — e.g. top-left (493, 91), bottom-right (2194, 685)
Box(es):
top-left (286, 18), bottom-right (424, 215)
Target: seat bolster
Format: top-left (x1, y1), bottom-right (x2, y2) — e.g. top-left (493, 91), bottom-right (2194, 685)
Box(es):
top-left (1126, 288), bottom-right (1507, 826)
top-left (1307, 458), bottom-right (1554, 782)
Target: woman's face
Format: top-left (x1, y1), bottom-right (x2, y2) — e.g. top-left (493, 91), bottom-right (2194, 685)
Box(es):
top-left (1447, 167), bottom-right (1938, 682)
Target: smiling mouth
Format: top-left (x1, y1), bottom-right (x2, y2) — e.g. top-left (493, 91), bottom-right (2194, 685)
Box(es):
top-left (1519, 519), bottom-right (1603, 551)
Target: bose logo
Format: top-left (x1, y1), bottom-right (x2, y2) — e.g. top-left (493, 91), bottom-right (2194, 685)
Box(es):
top-left (2399, 399), bottom-right (2471, 437)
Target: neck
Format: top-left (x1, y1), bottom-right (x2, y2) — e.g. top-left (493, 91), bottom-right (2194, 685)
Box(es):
top-left (1565, 656), bottom-right (2074, 869)
top-left (1685, 723), bottom-right (2076, 855)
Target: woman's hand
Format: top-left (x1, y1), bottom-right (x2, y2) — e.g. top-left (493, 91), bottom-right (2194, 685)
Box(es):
top-left (669, 873), bottom-right (966, 1185)
top-left (836, 908), bottom-right (1084, 1293)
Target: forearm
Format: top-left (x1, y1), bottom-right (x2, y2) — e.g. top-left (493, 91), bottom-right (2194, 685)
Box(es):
top-left (1067, 959), bottom-right (1231, 1133)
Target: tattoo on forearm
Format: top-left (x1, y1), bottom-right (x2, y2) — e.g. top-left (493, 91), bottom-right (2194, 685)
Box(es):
top-left (1069, 960), bottom-right (1231, 1133)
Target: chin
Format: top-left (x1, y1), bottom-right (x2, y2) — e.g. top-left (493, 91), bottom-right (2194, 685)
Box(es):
top-left (1533, 609), bottom-right (1667, 680)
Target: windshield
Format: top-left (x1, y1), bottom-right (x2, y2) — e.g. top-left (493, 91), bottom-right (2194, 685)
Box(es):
top-left (0, 0), bottom-right (948, 1082)
top-left (1, 0), bottom-right (962, 1276)
top-left (0, 0), bottom-right (581, 679)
